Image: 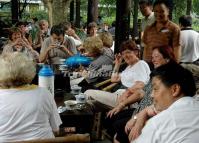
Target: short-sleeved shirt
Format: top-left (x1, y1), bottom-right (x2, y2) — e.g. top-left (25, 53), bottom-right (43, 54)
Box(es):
top-left (40, 36), bottom-right (77, 65)
top-left (141, 12), bottom-right (155, 32)
top-left (2, 43), bottom-right (39, 62)
top-left (180, 29), bottom-right (199, 62)
top-left (132, 97), bottom-right (199, 143)
top-left (120, 60), bottom-right (151, 88)
top-left (0, 86), bottom-right (62, 142)
top-left (143, 21), bottom-right (180, 62)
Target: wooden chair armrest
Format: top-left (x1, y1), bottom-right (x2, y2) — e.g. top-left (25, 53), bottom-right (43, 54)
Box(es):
top-left (102, 83), bottom-right (118, 91)
top-left (95, 79), bottom-right (112, 88)
top-left (15, 133), bottom-right (90, 143)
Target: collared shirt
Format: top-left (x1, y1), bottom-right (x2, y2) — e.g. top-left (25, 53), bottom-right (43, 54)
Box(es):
top-left (40, 36), bottom-right (77, 65)
top-left (141, 12), bottom-right (155, 32)
top-left (180, 28), bottom-right (199, 63)
top-left (85, 48), bottom-right (114, 83)
top-left (132, 97), bottom-right (199, 143)
top-left (143, 20), bottom-right (180, 62)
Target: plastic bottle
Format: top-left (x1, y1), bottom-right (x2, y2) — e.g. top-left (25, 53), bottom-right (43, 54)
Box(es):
top-left (39, 65), bottom-right (54, 96)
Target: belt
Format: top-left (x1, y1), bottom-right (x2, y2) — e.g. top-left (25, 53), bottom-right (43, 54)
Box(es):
top-left (180, 59), bottom-right (199, 66)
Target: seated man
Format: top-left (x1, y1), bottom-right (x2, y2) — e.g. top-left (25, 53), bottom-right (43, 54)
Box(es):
top-left (128, 62), bottom-right (199, 143)
top-left (39, 24), bottom-right (76, 73)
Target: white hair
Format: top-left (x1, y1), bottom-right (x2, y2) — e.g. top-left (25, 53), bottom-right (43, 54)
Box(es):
top-left (0, 52), bottom-right (36, 88)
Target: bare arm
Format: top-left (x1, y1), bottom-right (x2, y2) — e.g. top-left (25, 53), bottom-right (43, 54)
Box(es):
top-left (127, 105), bottom-right (157, 141)
top-left (39, 45), bottom-right (52, 63)
top-left (111, 53), bottom-right (123, 83)
top-left (107, 89), bottom-right (145, 118)
top-left (173, 45), bottom-right (181, 63)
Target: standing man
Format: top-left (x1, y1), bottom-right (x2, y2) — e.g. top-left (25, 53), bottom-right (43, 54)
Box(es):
top-left (142, 0), bottom-right (181, 63)
top-left (179, 15), bottom-right (199, 65)
top-left (139, 0), bottom-right (155, 34)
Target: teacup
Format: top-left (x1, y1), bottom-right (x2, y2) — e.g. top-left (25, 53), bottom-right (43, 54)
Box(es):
top-left (71, 85), bottom-right (82, 94)
top-left (75, 93), bottom-right (86, 103)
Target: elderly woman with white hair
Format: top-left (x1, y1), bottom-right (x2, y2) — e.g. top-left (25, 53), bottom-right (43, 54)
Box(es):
top-left (80, 36), bottom-right (114, 84)
top-left (0, 52), bottom-right (62, 142)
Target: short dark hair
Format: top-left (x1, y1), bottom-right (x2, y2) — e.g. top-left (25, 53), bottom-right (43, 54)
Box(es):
top-left (59, 21), bottom-right (71, 31)
top-left (15, 21), bottom-right (27, 27)
top-left (179, 15), bottom-right (192, 27)
top-left (119, 40), bottom-right (139, 53)
top-left (153, 0), bottom-right (171, 9)
top-left (139, 0), bottom-right (152, 6)
top-left (151, 62), bottom-right (196, 97)
top-left (50, 24), bottom-right (65, 36)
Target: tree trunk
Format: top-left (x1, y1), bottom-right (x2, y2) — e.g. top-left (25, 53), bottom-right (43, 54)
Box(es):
top-left (186, 0), bottom-right (192, 15)
top-left (132, 0), bottom-right (139, 38)
top-left (52, 0), bottom-right (71, 25)
top-left (11, 0), bottom-right (19, 24)
top-left (42, 0), bottom-right (71, 26)
top-left (87, 0), bottom-right (98, 24)
top-left (70, 0), bottom-right (74, 22)
top-left (75, 0), bottom-right (81, 28)
top-left (115, 0), bottom-right (131, 54)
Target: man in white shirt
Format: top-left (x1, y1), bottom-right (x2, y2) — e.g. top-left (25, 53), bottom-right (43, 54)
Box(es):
top-left (179, 15), bottom-right (199, 64)
top-left (139, 0), bottom-right (155, 33)
top-left (132, 62), bottom-right (199, 143)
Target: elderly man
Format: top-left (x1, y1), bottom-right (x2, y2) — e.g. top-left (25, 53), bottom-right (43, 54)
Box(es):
top-left (130, 62), bottom-right (199, 143)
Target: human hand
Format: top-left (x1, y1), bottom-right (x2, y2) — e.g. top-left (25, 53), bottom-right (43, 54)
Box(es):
top-left (125, 117), bottom-right (136, 135)
top-left (80, 69), bottom-right (88, 78)
top-left (114, 53), bottom-right (123, 65)
top-left (128, 117), bottom-right (143, 141)
top-left (118, 90), bottom-right (130, 102)
top-left (107, 102), bottom-right (125, 118)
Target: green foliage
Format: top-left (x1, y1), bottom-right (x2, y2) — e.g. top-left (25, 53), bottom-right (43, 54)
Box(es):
top-left (193, 0), bottom-right (199, 15)
top-left (173, 0), bottom-right (186, 23)
top-left (193, 18), bottom-right (199, 31)
top-left (172, 0), bottom-right (199, 30)
top-left (22, 10), bottom-right (48, 21)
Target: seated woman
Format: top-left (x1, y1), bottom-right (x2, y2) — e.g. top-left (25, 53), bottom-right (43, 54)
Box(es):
top-left (84, 40), bottom-right (150, 110)
top-left (0, 52), bottom-right (62, 142)
top-left (97, 31), bottom-right (114, 58)
top-left (107, 46), bottom-right (177, 143)
top-left (2, 27), bottom-right (39, 62)
top-left (87, 22), bottom-right (98, 37)
top-left (79, 36), bottom-right (114, 85)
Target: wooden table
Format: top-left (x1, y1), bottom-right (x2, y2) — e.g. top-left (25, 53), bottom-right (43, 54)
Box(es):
top-left (55, 91), bottom-right (94, 134)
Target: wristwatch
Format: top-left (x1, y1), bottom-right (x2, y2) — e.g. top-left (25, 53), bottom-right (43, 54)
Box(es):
top-left (133, 115), bottom-right (137, 120)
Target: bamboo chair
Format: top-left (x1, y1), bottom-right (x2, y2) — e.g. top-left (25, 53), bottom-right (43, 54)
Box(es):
top-left (14, 134), bottom-right (90, 143)
top-left (95, 79), bottom-right (118, 92)
top-left (94, 62), bottom-right (127, 92)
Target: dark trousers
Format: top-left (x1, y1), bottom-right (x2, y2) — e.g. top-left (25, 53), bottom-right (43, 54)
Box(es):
top-left (104, 109), bottom-right (135, 143)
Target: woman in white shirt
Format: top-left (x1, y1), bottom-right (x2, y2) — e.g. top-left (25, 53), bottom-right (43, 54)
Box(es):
top-left (0, 52), bottom-right (62, 142)
top-left (84, 40), bottom-right (150, 109)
